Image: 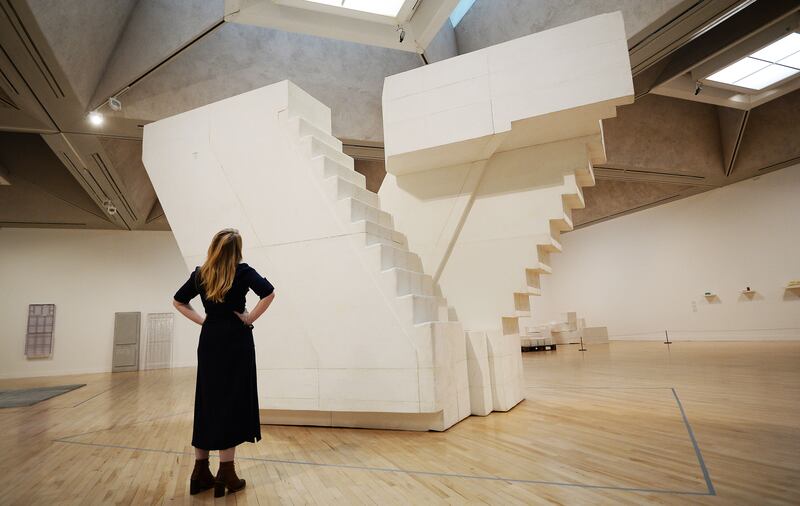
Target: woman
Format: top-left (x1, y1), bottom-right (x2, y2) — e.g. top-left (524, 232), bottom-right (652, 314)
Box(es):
top-left (172, 228), bottom-right (275, 497)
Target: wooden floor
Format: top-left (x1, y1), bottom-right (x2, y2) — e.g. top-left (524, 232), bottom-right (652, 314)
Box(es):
top-left (0, 341), bottom-right (798, 505)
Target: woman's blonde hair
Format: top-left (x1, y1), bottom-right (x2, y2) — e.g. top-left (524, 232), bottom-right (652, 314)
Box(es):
top-left (199, 228), bottom-right (243, 303)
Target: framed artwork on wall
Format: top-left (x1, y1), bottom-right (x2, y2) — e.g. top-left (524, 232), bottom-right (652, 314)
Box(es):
top-left (25, 304), bottom-right (56, 359)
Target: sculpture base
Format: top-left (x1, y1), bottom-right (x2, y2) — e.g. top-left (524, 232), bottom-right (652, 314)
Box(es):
top-left (260, 409), bottom-right (453, 432)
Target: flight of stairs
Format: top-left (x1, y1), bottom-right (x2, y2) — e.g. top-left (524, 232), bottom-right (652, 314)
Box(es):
top-left (288, 114), bottom-right (471, 430)
top-left (504, 168), bottom-right (595, 342)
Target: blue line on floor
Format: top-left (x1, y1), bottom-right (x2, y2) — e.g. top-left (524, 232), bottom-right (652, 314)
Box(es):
top-left (52, 439), bottom-right (711, 496)
top-left (672, 388), bottom-right (716, 496)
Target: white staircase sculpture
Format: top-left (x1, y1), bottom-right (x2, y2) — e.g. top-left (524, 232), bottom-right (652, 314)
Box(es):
top-left (144, 81), bottom-right (472, 431)
top-left (379, 12), bottom-right (634, 413)
top-left (143, 12), bottom-right (633, 430)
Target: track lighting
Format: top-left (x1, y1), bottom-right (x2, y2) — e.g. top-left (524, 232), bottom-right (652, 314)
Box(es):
top-left (108, 96), bottom-right (122, 112)
top-left (102, 199), bottom-right (117, 215)
top-left (397, 25), bottom-right (405, 43)
top-left (694, 81), bottom-right (703, 95)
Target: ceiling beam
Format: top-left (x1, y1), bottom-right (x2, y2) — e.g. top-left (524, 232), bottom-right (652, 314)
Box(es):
top-left (716, 106), bottom-right (749, 177)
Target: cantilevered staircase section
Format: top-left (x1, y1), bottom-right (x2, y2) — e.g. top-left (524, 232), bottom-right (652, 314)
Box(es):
top-left (379, 13), bottom-right (634, 412)
top-left (143, 81), bottom-right (470, 431)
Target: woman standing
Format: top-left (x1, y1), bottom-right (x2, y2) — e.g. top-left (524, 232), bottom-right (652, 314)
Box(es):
top-left (172, 228), bottom-right (275, 497)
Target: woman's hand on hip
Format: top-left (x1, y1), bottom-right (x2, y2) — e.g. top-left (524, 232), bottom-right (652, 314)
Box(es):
top-left (234, 310), bottom-right (251, 325)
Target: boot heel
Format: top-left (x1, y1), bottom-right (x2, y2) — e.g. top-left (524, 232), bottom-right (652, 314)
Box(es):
top-left (189, 479), bottom-right (203, 495)
top-left (214, 482), bottom-right (226, 498)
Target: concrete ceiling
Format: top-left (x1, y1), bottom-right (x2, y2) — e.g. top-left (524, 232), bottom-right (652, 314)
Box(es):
top-left (0, 0), bottom-right (798, 232)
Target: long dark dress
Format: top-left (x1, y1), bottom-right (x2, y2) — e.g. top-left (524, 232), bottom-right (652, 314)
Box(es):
top-left (173, 262), bottom-right (274, 450)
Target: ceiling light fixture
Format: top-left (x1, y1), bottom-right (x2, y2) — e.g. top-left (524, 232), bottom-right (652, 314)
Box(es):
top-left (706, 32), bottom-right (800, 90)
top-left (88, 111), bottom-right (104, 126)
top-left (108, 96), bottom-right (122, 112)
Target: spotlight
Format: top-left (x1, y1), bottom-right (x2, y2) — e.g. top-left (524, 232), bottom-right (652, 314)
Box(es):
top-left (88, 111), bottom-right (104, 126)
top-left (694, 81), bottom-right (703, 96)
top-left (397, 25), bottom-right (405, 43)
top-left (108, 96), bottom-right (122, 112)
top-left (102, 199), bottom-right (117, 215)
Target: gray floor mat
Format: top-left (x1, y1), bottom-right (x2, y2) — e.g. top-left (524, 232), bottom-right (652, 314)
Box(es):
top-left (0, 384), bottom-right (86, 408)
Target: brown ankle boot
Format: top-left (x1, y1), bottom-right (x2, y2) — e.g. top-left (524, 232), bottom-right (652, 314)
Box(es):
top-left (189, 458), bottom-right (215, 495)
top-left (214, 460), bottom-right (246, 497)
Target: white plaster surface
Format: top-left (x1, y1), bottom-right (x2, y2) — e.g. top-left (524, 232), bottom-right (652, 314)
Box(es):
top-left (382, 12), bottom-right (633, 175)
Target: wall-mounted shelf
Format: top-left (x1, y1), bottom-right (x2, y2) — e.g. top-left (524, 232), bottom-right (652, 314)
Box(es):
top-left (703, 292), bottom-right (717, 298)
top-left (785, 281), bottom-right (800, 290)
top-left (741, 288), bottom-right (756, 295)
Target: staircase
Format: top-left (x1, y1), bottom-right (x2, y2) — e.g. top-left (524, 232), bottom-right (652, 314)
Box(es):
top-left (503, 165), bottom-right (595, 347)
top-left (144, 81), bottom-right (480, 431)
top-left (291, 113), bottom-right (479, 430)
top-left (378, 12), bottom-right (634, 414)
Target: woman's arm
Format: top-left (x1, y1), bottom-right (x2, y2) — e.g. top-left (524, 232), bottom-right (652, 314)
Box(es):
top-left (173, 299), bottom-right (205, 325)
top-left (235, 292), bottom-right (275, 325)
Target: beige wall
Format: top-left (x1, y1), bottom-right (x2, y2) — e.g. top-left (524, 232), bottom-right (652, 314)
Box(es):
top-left (533, 165), bottom-right (800, 341)
top-left (0, 229), bottom-right (199, 378)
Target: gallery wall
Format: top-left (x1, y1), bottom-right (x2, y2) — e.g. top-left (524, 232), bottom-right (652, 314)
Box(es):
top-left (0, 229), bottom-right (199, 378)
top-left (531, 165), bottom-right (800, 341)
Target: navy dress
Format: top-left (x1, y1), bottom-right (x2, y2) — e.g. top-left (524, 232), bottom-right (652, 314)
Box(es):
top-left (174, 262), bottom-right (274, 450)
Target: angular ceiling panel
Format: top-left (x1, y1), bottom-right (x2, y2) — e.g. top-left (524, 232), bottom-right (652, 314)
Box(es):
top-left (25, 0), bottom-right (137, 108)
top-left (453, 0), bottom-right (687, 54)
top-left (574, 179), bottom-right (693, 227)
top-left (0, 132), bottom-right (114, 228)
top-left (602, 94), bottom-right (724, 181)
top-left (90, 0), bottom-right (225, 110)
top-left (97, 137), bottom-right (157, 220)
top-left (0, 132), bottom-right (102, 214)
top-left (734, 89), bottom-right (800, 175)
top-left (106, 22), bottom-right (421, 141)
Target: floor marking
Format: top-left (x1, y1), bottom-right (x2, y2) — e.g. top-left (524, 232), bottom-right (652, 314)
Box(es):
top-left (50, 386), bottom-right (716, 497)
top-left (53, 438), bottom-right (711, 496)
top-left (57, 409), bottom-right (193, 441)
top-left (672, 388), bottom-right (717, 496)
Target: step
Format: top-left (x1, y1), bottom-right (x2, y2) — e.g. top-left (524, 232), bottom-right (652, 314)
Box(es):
top-left (503, 310), bottom-right (532, 319)
top-left (576, 162), bottom-right (595, 187)
top-left (382, 268), bottom-right (434, 297)
top-left (367, 243), bottom-right (423, 272)
top-left (324, 175), bottom-right (379, 208)
top-left (310, 155), bottom-right (366, 188)
top-left (337, 197), bottom-right (393, 229)
top-left (396, 294), bottom-right (449, 324)
top-left (528, 262), bottom-right (552, 275)
top-left (561, 175), bottom-right (585, 210)
top-left (352, 220), bottom-right (407, 248)
top-left (300, 136), bottom-right (354, 170)
top-left (513, 292), bottom-right (531, 312)
top-left (289, 116), bottom-right (342, 151)
top-left (551, 213), bottom-right (573, 232)
top-left (537, 235), bottom-right (562, 253)
top-left (525, 269), bottom-right (542, 296)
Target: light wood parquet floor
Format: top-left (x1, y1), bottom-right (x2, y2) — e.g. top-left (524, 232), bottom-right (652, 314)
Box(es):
top-left (0, 341), bottom-right (798, 505)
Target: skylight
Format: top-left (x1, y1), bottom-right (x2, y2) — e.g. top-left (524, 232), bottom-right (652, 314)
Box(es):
top-left (450, 0), bottom-right (476, 27)
top-left (305, 0), bottom-right (406, 17)
top-left (706, 32), bottom-right (800, 90)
